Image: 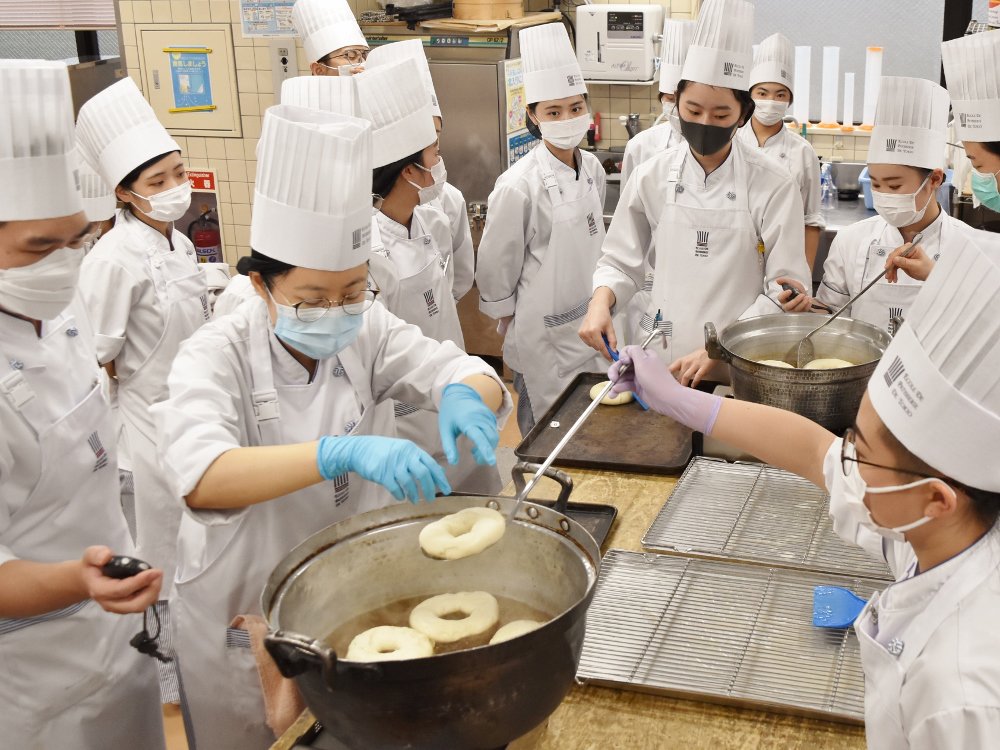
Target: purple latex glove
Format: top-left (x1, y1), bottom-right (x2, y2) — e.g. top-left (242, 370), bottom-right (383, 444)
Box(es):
top-left (608, 345), bottom-right (724, 434)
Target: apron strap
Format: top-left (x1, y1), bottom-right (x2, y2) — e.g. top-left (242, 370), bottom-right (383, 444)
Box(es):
top-left (247, 304), bottom-right (281, 440)
top-left (0, 345), bottom-right (58, 431)
top-left (536, 145), bottom-right (564, 207)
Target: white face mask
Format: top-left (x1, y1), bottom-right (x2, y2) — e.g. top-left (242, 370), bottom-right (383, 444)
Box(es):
top-left (830, 437), bottom-right (936, 543)
top-left (871, 174), bottom-right (934, 228)
top-left (538, 114), bottom-right (592, 150)
top-left (130, 181), bottom-right (192, 223)
top-left (407, 157), bottom-right (447, 205)
top-left (752, 98), bottom-right (789, 127)
top-left (0, 247), bottom-right (84, 320)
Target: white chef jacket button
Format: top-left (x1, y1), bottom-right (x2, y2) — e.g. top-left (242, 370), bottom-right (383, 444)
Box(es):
top-left (877, 247), bottom-right (886, 256)
top-left (934, 253), bottom-right (940, 260)
top-left (727, 191), bottom-right (737, 201)
top-left (780, 153), bottom-right (786, 159)
top-left (332, 365), bottom-right (345, 378)
top-left (10, 359), bottom-right (24, 370)
top-left (66, 327), bottom-right (79, 337)
top-left (887, 638), bottom-right (904, 656)
top-left (675, 185), bottom-right (685, 194)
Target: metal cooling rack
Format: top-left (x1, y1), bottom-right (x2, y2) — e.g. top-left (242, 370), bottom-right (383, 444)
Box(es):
top-left (577, 550), bottom-right (878, 723)
top-left (642, 458), bottom-right (892, 581)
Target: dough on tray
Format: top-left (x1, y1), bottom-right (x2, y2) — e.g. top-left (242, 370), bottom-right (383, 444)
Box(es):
top-left (589, 381), bottom-right (634, 405)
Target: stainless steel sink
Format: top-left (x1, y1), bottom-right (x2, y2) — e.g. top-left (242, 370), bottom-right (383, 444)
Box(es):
top-left (581, 148), bottom-right (625, 224)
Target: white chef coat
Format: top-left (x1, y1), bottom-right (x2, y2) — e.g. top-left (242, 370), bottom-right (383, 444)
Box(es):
top-left (816, 210), bottom-right (1000, 332)
top-left (0, 298), bottom-right (164, 748)
top-left (823, 440), bottom-right (1000, 749)
top-left (432, 181), bottom-right (475, 302)
top-left (78, 209), bottom-right (211, 593)
top-left (594, 138), bottom-right (810, 361)
top-left (152, 298), bottom-right (511, 750)
top-left (211, 255), bottom-right (403, 320)
top-left (621, 122), bottom-right (684, 184)
top-left (737, 122), bottom-right (824, 229)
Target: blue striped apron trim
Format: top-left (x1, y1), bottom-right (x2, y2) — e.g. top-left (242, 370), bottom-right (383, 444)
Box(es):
top-left (0, 599), bottom-right (90, 636)
top-left (543, 298), bottom-right (590, 328)
top-left (642, 275), bottom-right (654, 292)
top-left (394, 401), bottom-right (420, 418)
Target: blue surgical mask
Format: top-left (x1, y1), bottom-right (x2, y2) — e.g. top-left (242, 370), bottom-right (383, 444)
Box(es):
top-left (270, 296), bottom-right (364, 360)
top-left (971, 167), bottom-right (1000, 213)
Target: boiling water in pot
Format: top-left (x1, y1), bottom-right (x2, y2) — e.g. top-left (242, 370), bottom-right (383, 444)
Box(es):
top-left (325, 595), bottom-right (554, 658)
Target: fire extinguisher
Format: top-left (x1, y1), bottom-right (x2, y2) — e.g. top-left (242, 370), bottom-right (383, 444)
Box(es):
top-left (188, 207), bottom-right (222, 263)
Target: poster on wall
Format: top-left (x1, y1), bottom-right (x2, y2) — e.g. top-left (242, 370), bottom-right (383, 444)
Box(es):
top-left (240, 0), bottom-right (297, 37)
top-left (164, 47), bottom-right (215, 113)
top-left (504, 59), bottom-right (532, 167)
top-left (182, 170), bottom-right (225, 264)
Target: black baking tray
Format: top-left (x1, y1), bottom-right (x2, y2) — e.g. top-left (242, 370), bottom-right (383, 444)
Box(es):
top-left (515, 372), bottom-right (693, 474)
top-left (534, 500), bottom-right (618, 549)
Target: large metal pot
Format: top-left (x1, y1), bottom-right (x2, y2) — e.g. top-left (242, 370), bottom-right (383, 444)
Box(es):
top-left (262, 464), bottom-right (600, 750)
top-left (705, 313), bottom-right (892, 432)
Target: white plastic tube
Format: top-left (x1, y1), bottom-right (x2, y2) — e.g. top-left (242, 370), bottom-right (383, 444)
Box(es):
top-left (793, 46), bottom-right (811, 124)
top-left (820, 46), bottom-right (840, 126)
top-left (842, 72), bottom-right (855, 129)
top-left (862, 46), bottom-right (883, 128)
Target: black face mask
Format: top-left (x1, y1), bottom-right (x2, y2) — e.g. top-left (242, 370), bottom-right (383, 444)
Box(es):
top-left (678, 115), bottom-right (741, 157)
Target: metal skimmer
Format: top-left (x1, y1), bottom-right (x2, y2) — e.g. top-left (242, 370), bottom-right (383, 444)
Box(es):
top-left (577, 550), bottom-right (878, 723)
top-left (642, 458), bottom-right (892, 581)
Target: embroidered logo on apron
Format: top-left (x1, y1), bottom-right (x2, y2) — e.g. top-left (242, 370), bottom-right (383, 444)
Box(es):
top-left (424, 289), bottom-right (440, 317)
top-left (695, 231), bottom-right (710, 258)
top-left (586, 212), bottom-right (598, 237)
top-left (333, 473), bottom-right (350, 506)
top-left (87, 431), bottom-right (109, 472)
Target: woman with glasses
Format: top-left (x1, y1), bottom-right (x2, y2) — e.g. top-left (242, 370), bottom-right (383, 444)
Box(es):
top-left (606, 237), bottom-right (1000, 747)
top-left (151, 106), bottom-right (509, 750)
top-left (292, 0), bottom-right (369, 77)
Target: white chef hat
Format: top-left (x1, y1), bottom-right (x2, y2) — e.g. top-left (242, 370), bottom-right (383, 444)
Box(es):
top-left (0, 60), bottom-right (82, 221)
top-left (76, 77), bottom-right (180, 190)
top-left (281, 75), bottom-right (359, 116)
top-left (519, 22), bottom-right (586, 105)
top-left (78, 154), bottom-right (116, 222)
top-left (680, 0), bottom-right (754, 91)
top-left (867, 76), bottom-right (950, 171)
top-left (366, 40), bottom-right (441, 119)
top-left (868, 237), bottom-right (1000, 492)
top-left (291, 0), bottom-right (367, 64)
top-left (941, 32), bottom-right (1000, 142)
top-left (659, 19), bottom-right (696, 95)
top-left (251, 104), bottom-right (373, 271)
top-left (749, 32), bottom-right (795, 94)
top-left (355, 58), bottom-right (436, 168)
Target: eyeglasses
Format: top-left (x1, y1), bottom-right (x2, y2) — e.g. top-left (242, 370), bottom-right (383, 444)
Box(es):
top-left (325, 48), bottom-right (369, 65)
top-left (840, 427), bottom-right (939, 480)
top-left (277, 288), bottom-right (379, 322)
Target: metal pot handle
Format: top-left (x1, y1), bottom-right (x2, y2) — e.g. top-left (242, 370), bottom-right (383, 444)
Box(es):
top-left (704, 322), bottom-right (730, 362)
top-left (511, 461), bottom-right (574, 514)
top-left (265, 630), bottom-right (339, 690)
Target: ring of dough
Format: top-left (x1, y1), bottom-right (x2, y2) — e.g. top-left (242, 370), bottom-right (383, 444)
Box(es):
top-left (419, 507), bottom-right (506, 560)
top-left (346, 626), bottom-right (434, 662)
top-left (489, 619), bottom-right (543, 645)
top-left (756, 359), bottom-right (795, 369)
top-left (804, 358), bottom-right (854, 370)
top-left (589, 381), bottom-right (634, 405)
top-left (409, 592), bottom-right (500, 643)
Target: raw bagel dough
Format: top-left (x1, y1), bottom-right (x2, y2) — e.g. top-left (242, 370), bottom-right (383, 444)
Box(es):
top-left (419, 507), bottom-right (506, 560)
top-left (489, 619), bottom-right (543, 645)
top-left (346, 626), bottom-right (434, 662)
top-left (804, 358), bottom-right (854, 370)
top-left (589, 381), bottom-right (634, 405)
top-left (410, 592), bottom-right (500, 643)
top-left (756, 359), bottom-right (795, 369)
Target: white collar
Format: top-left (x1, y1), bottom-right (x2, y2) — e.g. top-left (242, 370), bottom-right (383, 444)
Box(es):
top-left (682, 143), bottom-right (736, 187)
top-left (376, 209), bottom-right (424, 241)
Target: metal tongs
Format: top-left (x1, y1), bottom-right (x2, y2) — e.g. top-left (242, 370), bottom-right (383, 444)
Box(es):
top-left (790, 231), bottom-right (923, 367)
top-left (507, 324), bottom-right (663, 520)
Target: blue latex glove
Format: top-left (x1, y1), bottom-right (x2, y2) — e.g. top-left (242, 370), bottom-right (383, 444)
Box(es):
top-left (316, 435), bottom-right (451, 503)
top-left (438, 383), bottom-right (499, 466)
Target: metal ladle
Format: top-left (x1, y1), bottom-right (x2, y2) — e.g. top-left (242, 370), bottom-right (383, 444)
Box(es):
top-left (791, 232), bottom-right (923, 368)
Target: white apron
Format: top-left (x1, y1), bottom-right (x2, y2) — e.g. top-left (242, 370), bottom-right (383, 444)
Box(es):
top-left (373, 215), bottom-right (500, 493)
top-left (172, 303), bottom-right (394, 750)
top-left (647, 147), bottom-right (764, 364)
top-left (0, 325), bottom-right (164, 749)
top-left (849, 223), bottom-right (943, 335)
top-left (511, 145), bottom-right (608, 423)
top-left (855, 541), bottom-right (997, 749)
top-left (118, 234), bottom-right (210, 594)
